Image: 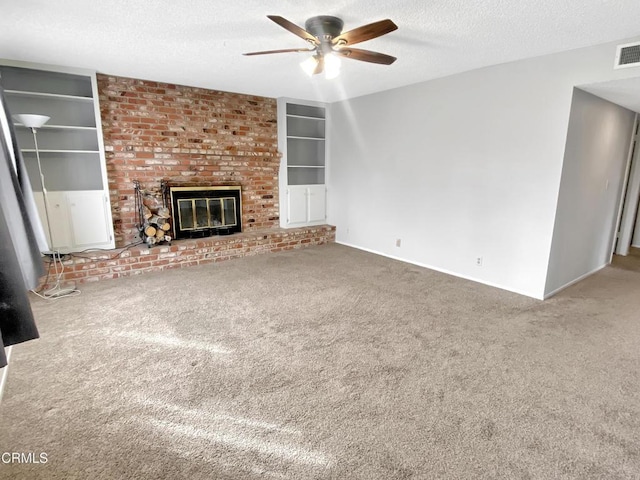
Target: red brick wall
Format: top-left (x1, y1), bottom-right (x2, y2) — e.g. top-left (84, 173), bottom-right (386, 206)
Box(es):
top-left (97, 75), bottom-right (280, 247)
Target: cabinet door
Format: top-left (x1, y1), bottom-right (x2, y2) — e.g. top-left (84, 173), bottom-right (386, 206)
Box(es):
top-left (67, 191), bottom-right (111, 248)
top-left (307, 185), bottom-right (326, 223)
top-left (287, 187), bottom-right (308, 225)
top-left (33, 191), bottom-right (73, 251)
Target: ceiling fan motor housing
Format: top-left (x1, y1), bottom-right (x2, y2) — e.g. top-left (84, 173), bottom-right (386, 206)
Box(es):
top-left (305, 16), bottom-right (344, 42)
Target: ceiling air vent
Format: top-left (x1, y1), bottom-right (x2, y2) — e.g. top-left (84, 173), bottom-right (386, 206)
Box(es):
top-left (614, 42), bottom-right (640, 69)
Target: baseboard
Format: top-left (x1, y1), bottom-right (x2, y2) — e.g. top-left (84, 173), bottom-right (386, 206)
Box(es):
top-left (543, 263), bottom-right (608, 299)
top-left (0, 346), bottom-right (13, 403)
top-left (336, 241), bottom-right (541, 299)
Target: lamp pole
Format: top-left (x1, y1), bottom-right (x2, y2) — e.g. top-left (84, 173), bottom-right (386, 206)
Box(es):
top-left (13, 114), bottom-right (76, 298)
top-left (30, 125), bottom-right (56, 253)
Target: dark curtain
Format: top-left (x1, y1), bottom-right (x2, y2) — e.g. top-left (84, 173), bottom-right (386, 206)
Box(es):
top-left (0, 85), bottom-right (45, 368)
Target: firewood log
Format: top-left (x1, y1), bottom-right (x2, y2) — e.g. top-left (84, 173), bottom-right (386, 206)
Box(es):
top-left (160, 222), bottom-right (171, 231)
top-left (157, 207), bottom-right (170, 217)
top-left (144, 225), bottom-right (157, 237)
top-left (148, 215), bottom-right (168, 226)
top-left (143, 195), bottom-right (161, 211)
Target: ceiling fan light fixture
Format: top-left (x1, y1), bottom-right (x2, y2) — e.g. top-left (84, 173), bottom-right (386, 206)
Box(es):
top-left (248, 15), bottom-right (398, 75)
top-left (300, 55), bottom-right (319, 76)
top-left (324, 53), bottom-right (341, 79)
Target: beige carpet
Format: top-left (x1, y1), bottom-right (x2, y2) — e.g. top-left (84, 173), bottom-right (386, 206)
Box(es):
top-left (1, 244), bottom-right (639, 479)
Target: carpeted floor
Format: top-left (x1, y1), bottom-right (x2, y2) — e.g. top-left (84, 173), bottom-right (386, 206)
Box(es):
top-left (1, 243), bottom-right (639, 479)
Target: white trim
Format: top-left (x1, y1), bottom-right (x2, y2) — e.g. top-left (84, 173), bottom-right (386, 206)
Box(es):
top-left (543, 263), bottom-right (608, 299)
top-left (611, 114), bottom-right (638, 259)
top-left (0, 58), bottom-right (96, 76)
top-left (0, 346), bottom-right (13, 403)
top-left (286, 114), bottom-right (325, 121)
top-left (15, 124), bottom-right (97, 131)
top-left (21, 149), bottom-right (98, 154)
top-left (287, 135), bottom-right (324, 140)
top-left (615, 115), bottom-right (640, 257)
top-left (336, 241), bottom-right (543, 300)
top-left (91, 70), bottom-right (115, 249)
top-left (4, 89), bottom-right (94, 102)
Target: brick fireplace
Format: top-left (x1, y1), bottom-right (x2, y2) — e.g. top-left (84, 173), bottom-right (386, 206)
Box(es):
top-left (38, 75), bottom-right (335, 287)
top-left (98, 74), bottom-right (281, 246)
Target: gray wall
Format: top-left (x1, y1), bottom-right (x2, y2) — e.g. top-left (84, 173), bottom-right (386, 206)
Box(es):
top-left (328, 36), bottom-right (640, 299)
top-left (545, 89), bottom-right (635, 296)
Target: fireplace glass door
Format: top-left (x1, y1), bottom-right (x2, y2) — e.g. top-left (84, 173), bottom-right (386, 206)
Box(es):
top-left (169, 185), bottom-right (242, 239)
top-left (178, 197), bottom-right (237, 231)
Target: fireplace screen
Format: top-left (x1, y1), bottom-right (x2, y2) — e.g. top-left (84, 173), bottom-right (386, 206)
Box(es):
top-left (169, 186), bottom-right (242, 239)
top-left (178, 197), bottom-right (237, 231)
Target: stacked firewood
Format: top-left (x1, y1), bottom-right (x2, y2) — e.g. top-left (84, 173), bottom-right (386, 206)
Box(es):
top-left (141, 203), bottom-right (172, 245)
top-left (134, 180), bottom-right (172, 247)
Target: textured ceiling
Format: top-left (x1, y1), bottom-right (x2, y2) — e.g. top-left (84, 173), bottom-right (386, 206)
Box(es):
top-left (1, 0), bottom-right (640, 103)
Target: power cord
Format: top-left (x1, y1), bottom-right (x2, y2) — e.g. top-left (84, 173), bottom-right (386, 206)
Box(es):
top-left (30, 241), bottom-right (143, 301)
top-left (31, 251), bottom-right (80, 300)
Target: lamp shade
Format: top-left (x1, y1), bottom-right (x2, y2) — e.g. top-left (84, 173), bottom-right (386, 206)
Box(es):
top-left (300, 56), bottom-right (319, 76)
top-left (13, 114), bottom-right (50, 129)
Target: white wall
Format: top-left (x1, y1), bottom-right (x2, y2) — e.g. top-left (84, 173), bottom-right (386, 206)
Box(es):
top-left (545, 89), bottom-right (635, 296)
top-left (328, 36), bottom-right (640, 299)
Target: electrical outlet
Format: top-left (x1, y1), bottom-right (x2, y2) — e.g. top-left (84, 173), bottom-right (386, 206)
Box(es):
top-left (476, 257), bottom-right (483, 266)
top-left (396, 239), bottom-right (402, 247)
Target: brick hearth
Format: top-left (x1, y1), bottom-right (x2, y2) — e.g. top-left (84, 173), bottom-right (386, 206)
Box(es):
top-left (43, 226), bottom-right (335, 288)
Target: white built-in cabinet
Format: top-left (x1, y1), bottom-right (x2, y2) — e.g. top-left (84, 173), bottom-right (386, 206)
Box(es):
top-left (278, 98), bottom-right (327, 227)
top-left (0, 61), bottom-right (114, 253)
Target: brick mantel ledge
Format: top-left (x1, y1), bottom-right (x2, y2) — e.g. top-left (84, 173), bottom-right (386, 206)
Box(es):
top-left (39, 225), bottom-right (335, 288)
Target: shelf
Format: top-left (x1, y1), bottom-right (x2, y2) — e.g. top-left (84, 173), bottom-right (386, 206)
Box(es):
top-left (5, 89), bottom-right (93, 102)
top-left (286, 114), bottom-right (326, 121)
top-left (21, 149), bottom-right (99, 154)
top-left (286, 103), bottom-right (325, 119)
top-left (287, 136), bottom-right (324, 140)
top-left (287, 167), bottom-right (325, 185)
top-left (288, 165), bottom-right (325, 169)
top-left (14, 123), bottom-right (97, 131)
top-left (22, 151), bottom-right (103, 191)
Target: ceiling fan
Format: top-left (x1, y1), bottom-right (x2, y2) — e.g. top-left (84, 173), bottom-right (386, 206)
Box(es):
top-left (243, 15), bottom-right (398, 77)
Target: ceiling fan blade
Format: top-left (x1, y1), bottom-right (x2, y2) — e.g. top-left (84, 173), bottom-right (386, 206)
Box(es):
top-left (334, 47), bottom-right (397, 65)
top-left (243, 48), bottom-right (314, 56)
top-left (267, 15), bottom-right (319, 45)
top-left (332, 19), bottom-right (397, 46)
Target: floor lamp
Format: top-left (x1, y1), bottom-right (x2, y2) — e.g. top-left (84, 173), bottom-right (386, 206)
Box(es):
top-left (13, 113), bottom-right (77, 299)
